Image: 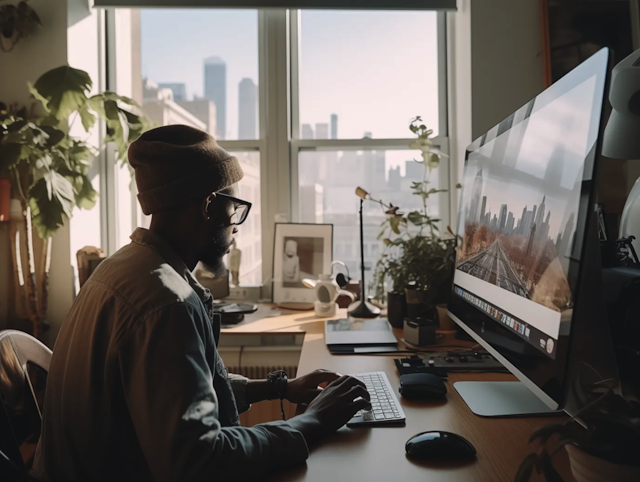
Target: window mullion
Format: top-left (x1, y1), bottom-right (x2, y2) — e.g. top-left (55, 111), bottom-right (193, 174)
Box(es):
top-left (260, 9), bottom-right (292, 289)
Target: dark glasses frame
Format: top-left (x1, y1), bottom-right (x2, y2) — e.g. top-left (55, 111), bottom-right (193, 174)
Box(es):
top-left (210, 191), bottom-right (252, 226)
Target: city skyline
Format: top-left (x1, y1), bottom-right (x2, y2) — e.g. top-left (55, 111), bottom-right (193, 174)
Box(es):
top-left (140, 9), bottom-right (440, 140)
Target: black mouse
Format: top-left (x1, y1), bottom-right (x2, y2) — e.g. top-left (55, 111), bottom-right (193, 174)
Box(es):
top-left (405, 431), bottom-right (477, 459)
top-left (399, 373), bottom-right (447, 400)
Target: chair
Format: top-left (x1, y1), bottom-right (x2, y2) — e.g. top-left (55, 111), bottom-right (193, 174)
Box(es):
top-left (0, 330), bottom-right (52, 479)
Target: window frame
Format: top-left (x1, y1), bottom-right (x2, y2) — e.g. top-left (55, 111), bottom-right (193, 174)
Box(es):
top-left (102, 8), bottom-right (452, 292)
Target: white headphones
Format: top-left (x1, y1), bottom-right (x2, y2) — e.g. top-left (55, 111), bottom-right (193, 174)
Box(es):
top-left (332, 260), bottom-right (351, 289)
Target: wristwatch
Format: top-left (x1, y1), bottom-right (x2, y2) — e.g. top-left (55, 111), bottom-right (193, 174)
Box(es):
top-left (266, 369), bottom-right (288, 401)
top-left (267, 370), bottom-right (288, 421)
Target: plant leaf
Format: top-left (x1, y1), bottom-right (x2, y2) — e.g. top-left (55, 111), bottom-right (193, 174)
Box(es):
top-left (389, 215), bottom-right (401, 235)
top-left (514, 453), bottom-right (537, 482)
top-left (31, 65), bottom-right (92, 121)
top-left (73, 175), bottom-right (98, 210)
top-left (529, 424), bottom-right (566, 444)
top-left (0, 142), bottom-right (25, 170)
top-left (79, 103), bottom-right (96, 131)
top-left (29, 170), bottom-right (75, 239)
top-left (40, 126), bottom-right (66, 148)
top-left (408, 211), bottom-right (424, 226)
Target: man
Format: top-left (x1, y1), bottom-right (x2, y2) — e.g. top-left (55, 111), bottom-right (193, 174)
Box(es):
top-left (32, 125), bottom-right (371, 482)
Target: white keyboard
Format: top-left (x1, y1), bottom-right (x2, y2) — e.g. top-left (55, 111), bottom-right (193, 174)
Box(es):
top-left (347, 371), bottom-right (406, 427)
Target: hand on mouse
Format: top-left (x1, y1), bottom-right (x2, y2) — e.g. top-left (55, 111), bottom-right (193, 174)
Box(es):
top-left (288, 375), bottom-right (371, 445)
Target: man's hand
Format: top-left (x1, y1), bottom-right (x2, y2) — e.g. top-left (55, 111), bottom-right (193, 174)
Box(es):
top-left (285, 369), bottom-right (341, 404)
top-left (287, 375), bottom-right (371, 445)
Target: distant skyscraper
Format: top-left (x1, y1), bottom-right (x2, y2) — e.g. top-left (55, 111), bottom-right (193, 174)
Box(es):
top-left (238, 78), bottom-right (257, 140)
top-left (499, 204), bottom-right (507, 232)
top-left (388, 166), bottom-right (401, 190)
top-left (330, 114), bottom-right (338, 139)
top-left (506, 212), bottom-right (514, 235)
top-left (480, 196), bottom-right (487, 225)
top-left (204, 56), bottom-right (226, 139)
top-left (526, 223), bottom-right (537, 256)
top-left (469, 169), bottom-right (484, 223)
top-left (316, 123), bottom-right (329, 139)
top-left (302, 124), bottom-right (314, 139)
top-left (534, 195), bottom-right (546, 230)
top-left (158, 82), bottom-right (187, 101)
top-left (557, 212), bottom-right (576, 264)
top-left (405, 160), bottom-right (422, 180)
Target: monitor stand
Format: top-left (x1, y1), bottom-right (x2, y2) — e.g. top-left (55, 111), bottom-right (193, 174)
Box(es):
top-left (454, 381), bottom-right (563, 417)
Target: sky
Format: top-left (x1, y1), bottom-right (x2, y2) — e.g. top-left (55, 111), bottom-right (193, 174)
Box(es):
top-left (140, 9), bottom-right (440, 173)
top-left (458, 74), bottom-right (601, 240)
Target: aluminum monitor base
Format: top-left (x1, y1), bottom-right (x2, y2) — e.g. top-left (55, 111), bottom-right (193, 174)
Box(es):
top-left (454, 381), bottom-right (563, 417)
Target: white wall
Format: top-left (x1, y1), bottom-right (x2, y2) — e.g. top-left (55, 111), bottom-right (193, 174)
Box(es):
top-left (448, 0), bottom-right (545, 221)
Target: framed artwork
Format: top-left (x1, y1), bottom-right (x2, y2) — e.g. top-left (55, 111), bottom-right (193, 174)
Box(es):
top-left (272, 223), bottom-right (333, 305)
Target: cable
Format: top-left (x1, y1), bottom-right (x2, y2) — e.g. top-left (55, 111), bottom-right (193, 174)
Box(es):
top-left (238, 345), bottom-right (245, 370)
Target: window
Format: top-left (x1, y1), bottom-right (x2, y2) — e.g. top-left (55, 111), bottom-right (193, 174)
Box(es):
top-left (298, 148), bottom-right (446, 278)
top-left (105, 8), bottom-right (448, 291)
top-left (297, 10), bottom-right (440, 139)
top-left (140, 9), bottom-right (259, 141)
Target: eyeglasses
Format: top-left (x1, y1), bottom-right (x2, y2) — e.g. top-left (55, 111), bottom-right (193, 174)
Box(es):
top-left (213, 192), bottom-right (252, 226)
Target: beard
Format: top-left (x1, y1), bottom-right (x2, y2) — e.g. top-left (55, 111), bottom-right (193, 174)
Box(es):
top-left (199, 230), bottom-right (233, 278)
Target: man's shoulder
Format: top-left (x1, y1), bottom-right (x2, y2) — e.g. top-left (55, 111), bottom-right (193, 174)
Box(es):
top-left (87, 242), bottom-right (204, 315)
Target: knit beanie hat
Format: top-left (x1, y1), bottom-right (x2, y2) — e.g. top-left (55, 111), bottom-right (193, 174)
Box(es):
top-left (128, 125), bottom-right (244, 215)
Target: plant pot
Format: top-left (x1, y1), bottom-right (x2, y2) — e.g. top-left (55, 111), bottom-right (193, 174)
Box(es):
top-left (436, 304), bottom-right (457, 332)
top-left (566, 444), bottom-right (640, 482)
top-left (405, 286), bottom-right (435, 320)
top-left (0, 177), bottom-right (10, 222)
top-left (386, 291), bottom-right (407, 328)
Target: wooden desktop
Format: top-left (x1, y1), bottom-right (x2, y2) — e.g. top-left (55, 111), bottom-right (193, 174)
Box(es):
top-left (223, 307), bottom-right (574, 482)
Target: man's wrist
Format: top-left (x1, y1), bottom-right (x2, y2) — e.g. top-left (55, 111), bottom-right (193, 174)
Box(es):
top-left (287, 413), bottom-right (323, 446)
top-left (267, 370), bottom-right (288, 400)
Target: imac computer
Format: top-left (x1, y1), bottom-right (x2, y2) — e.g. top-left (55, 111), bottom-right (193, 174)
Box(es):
top-left (448, 47), bottom-right (619, 417)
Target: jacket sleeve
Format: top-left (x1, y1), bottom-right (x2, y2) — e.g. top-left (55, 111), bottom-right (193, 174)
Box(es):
top-left (118, 302), bottom-right (308, 482)
top-left (227, 373), bottom-right (251, 414)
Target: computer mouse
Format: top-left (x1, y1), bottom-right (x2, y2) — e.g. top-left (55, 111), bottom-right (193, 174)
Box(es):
top-left (405, 431), bottom-right (477, 459)
top-left (399, 373), bottom-right (447, 400)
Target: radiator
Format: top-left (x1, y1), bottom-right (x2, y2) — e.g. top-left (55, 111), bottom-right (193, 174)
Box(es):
top-left (227, 365), bottom-right (298, 379)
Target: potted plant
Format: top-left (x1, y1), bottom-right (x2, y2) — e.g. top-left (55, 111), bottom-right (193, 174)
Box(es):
top-left (515, 378), bottom-right (640, 482)
top-left (365, 117), bottom-right (459, 328)
top-left (0, 65), bottom-right (152, 338)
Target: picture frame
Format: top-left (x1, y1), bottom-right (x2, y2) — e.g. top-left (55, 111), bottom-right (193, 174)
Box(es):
top-left (272, 223), bottom-right (333, 305)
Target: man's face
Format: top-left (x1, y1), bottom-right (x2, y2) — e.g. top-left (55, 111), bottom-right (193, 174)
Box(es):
top-left (198, 184), bottom-right (239, 277)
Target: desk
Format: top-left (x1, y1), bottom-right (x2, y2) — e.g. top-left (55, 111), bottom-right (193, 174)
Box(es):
top-left (223, 307), bottom-right (574, 482)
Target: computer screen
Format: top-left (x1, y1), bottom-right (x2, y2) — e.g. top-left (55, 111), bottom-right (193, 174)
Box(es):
top-left (448, 48), bottom-right (610, 409)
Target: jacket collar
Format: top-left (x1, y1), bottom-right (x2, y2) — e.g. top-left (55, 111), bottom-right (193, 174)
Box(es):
top-left (130, 228), bottom-right (211, 304)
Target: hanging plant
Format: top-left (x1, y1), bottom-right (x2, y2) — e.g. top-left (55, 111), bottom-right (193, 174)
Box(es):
top-left (0, 0), bottom-right (42, 53)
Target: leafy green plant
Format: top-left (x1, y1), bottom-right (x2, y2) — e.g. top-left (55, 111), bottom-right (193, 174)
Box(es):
top-left (364, 116), bottom-right (460, 307)
top-left (0, 0), bottom-right (41, 53)
top-left (0, 65), bottom-right (152, 337)
top-left (515, 377), bottom-right (640, 482)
